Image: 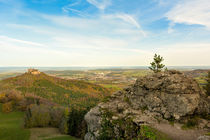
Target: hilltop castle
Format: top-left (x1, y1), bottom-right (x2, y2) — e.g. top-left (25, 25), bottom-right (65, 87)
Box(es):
top-left (28, 69), bottom-right (41, 75)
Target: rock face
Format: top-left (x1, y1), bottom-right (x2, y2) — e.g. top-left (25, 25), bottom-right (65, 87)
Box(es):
top-left (84, 70), bottom-right (210, 140)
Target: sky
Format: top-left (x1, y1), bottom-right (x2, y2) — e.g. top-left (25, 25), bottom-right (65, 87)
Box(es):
top-left (0, 0), bottom-right (210, 67)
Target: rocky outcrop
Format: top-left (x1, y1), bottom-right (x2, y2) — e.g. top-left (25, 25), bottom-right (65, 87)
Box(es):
top-left (84, 70), bottom-right (210, 140)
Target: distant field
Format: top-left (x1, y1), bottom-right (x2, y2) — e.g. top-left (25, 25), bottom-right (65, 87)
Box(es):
top-left (45, 69), bottom-right (209, 92)
top-left (0, 72), bottom-right (22, 80)
top-left (45, 69), bottom-right (151, 92)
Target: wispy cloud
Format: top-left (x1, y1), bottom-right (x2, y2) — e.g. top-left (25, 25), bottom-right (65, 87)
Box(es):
top-left (166, 0), bottom-right (210, 29)
top-left (42, 13), bottom-right (146, 38)
top-left (103, 14), bottom-right (146, 37)
top-left (0, 35), bottom-right (46, 47)
top-left (62, 0), bottom-right (88, 17)
top-left (86, 0), bottom-right (111, 10)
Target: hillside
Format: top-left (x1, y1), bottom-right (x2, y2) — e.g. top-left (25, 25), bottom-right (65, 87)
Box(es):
top-left (0, 70), bottom-right (110, 108)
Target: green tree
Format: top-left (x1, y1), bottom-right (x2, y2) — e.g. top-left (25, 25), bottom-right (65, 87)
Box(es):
top-left (205, 71), bottom-right (210, 96)
top-left (149, 54), bottom-right (165, 73)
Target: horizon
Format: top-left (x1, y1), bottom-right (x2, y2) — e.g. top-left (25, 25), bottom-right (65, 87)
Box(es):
top-left (1, 66), bottom-right (210, 73)
top-left (0, 0), bottom-right (210, 66)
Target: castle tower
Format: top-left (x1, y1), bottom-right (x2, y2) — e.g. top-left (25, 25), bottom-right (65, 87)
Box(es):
top-left (28, 69), bottom-right (41, 75)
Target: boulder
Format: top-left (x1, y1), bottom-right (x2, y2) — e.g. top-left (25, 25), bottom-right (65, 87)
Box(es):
top-left (84, 70), bottom-right (210, 139)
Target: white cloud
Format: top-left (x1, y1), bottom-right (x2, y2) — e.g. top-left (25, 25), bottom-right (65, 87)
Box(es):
top-left (53, 35), bottom-right (130, 51)
top-left (62, 0), bottom-right (87, 17)
top-left (0, 35), bottom-right (83, 66)
top-left (86, 0), bottom-right (111, 10)
top-left (1, 34), bottom-right (210, 66)
top-left (43, 13), bottom-right (146, 37)
top-left (0, 35), bottom-right (46, 47)
top-left (0, 35), bottom-right (150, 66)
top-left (166, 0), bottom-right (210, 29)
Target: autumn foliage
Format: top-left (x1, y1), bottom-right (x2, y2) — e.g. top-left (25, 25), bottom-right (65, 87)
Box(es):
top-left (0, 72), bottom-right (111, 138)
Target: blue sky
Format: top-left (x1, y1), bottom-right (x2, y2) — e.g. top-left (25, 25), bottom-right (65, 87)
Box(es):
top-left (0, 0), bottom-right (210, 66)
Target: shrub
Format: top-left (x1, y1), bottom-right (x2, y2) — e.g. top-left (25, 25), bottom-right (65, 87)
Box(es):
top-left (25, 104), bottom-right (51, 127)
top-left (0, 90), bottom-right (25, 111)
top-left (67, 107), bottom-right (88, 138)
top-left (59, 108), bottom-right (70, 134)
top-left (2, 101), bottom-right (13, 113)
top-left (0, 93), bottom-right (6, 102)
top-left (24, 104), bottom-right (64, 128)
top-left (182, 117), bottom-right (199, 129)
top-left (50, 106), bottom-right (64, 127)
top-left (24, 104), bottom-right (88, 138)
top-left (139, 125), bottom-right (157, 140)
top-left (7, 90), bottom-right (23, 102)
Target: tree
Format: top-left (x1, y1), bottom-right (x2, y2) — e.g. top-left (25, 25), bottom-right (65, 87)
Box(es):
top-left (205, 71), bottom-right (210, 96)
top-left (149, 54), bottom-right (165, 73)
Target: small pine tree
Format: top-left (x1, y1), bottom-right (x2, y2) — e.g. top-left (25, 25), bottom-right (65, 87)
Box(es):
top-left (205, 71), bottom-right (210, 96)
top-left (149, 54), bottom-right (165, 73)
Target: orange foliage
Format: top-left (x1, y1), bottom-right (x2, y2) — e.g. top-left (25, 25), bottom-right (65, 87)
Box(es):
top-left (2, 101), bottom-right (13, 113)
top-left (0, 93), bottom-right (6, 101)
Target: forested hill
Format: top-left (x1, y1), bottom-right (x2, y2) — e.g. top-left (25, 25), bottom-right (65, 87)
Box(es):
top-left (0, 71), bottom-right (111, 108)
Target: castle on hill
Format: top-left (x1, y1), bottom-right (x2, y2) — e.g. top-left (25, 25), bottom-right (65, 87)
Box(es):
top-left (27, 69), bottom-right (41, 75)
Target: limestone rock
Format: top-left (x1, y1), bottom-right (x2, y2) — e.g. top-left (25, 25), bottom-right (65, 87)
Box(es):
top-left (84, 70), bottom-right (210, 139)
top-left (197, 136), bottom-right (210, 140)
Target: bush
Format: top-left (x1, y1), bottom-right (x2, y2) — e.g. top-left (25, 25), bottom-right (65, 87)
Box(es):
top-left (59, 108), bottom-right (70, 134)
top-left (24, 104), bottom-right (89, 138)
top-left (182, 117), bottom-right (199, 129)
top-left (139, 125), bottom-right (157, 140)
top-left (2, 101), bottom-right (13, 113)
top-left (24, 104), bottom-right (64, 128)
top-left (0, 93), bottom-right (6, 102)
top-left (0, 90), bottom-right (25, 112)
top-left (67, 107), bottom-right (88, 138)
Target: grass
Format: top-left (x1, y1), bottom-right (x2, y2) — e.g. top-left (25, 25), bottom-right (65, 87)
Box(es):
top-left (100, 84), bottom-right (122, 91)
top-left (0, 103), bottom-right (2, 112)
top-left (181, 117), bottom-right (199, 130)
top-left (141, 125), bottom-right (172, 140)
top-left (0, 104), bottom-right (79, 140)
top-left (30, 127), bottom-right (80, 140)
top-left (205, 132), bottom-right (210, 136)
top-left (0, 105), bottom-right (30, 140)
top-left (44, 136), bottom-right (80, 140)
